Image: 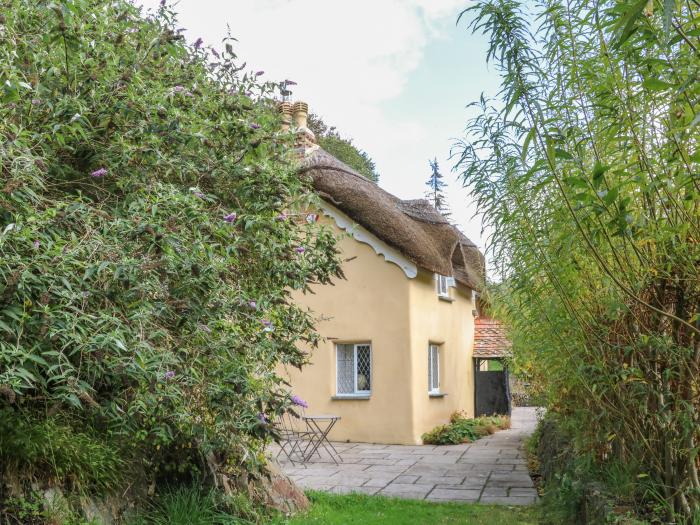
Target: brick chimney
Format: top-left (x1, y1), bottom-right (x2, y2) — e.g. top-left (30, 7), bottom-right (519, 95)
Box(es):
top-left (279, 100), bottom-right (317, 156)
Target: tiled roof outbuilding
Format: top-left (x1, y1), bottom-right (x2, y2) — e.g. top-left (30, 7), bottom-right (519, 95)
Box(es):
top-left (473, 318), bottom-right (511, 358)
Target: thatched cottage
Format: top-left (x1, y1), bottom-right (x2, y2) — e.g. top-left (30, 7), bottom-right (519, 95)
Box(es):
top-left (283, 101), bottom-right (486, 445)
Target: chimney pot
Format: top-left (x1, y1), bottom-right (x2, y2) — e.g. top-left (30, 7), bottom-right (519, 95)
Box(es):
top-left (292, 101), bottom-right (309, 129)
top-left (278, 101), bottom-right (292, 132)
top-left (283, 100), bottom-right (316, 154)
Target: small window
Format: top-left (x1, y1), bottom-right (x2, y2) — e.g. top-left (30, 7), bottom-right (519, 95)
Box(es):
top-left (428, 344), bottom-right (440, 393)
top-left (436, 274), bottom-right (449, 298)
top-left (336, 343), bottom-right (371, 396)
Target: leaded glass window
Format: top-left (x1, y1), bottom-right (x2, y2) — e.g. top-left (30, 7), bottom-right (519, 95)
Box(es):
top-left (336, 343), bottom-right (372, 395)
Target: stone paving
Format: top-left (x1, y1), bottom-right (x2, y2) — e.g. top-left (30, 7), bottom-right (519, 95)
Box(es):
top-left (275, 407), bottom-right (541, 505)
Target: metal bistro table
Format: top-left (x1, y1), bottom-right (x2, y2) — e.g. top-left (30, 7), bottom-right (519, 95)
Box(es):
top-left (302, 414), bottom-right (342, 464)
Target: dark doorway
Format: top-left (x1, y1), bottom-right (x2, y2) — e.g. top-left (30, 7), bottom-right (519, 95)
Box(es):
top-left (474, 358), bottom-right (511, 416)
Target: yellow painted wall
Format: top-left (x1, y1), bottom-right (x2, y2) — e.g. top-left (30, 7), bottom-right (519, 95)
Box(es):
top-left (408, 270), bottom-right (475, 443)
top-left (285, 214), bottom-right (415, 444)
top-left (285, 212), bottom-right (475, 445)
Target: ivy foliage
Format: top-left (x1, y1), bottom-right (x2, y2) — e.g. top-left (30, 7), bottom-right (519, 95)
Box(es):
top-left (0, 0), bottom-right (341, 489)
top-left (457, 0), bottom-right (699, 521)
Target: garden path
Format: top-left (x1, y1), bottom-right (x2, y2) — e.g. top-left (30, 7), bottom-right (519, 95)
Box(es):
top-left (276, 407), bottom-right (540, 505)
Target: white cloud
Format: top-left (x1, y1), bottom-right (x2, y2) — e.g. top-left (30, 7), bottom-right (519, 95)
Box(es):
top-left (135, 0), bottom-right (488, 250)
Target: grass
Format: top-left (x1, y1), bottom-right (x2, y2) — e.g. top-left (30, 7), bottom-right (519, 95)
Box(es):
top-left (277, 491), bottom-right (539, 525)
top-left (125, 486), bottom-right (268, 525)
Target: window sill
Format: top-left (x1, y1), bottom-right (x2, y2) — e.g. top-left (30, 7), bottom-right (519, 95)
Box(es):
top-left (438, 295), bottom-right (454, 303)
top-left (429, 392), bottom-right (447, 398)
top-left (332, 395), bottom-right (371, 401)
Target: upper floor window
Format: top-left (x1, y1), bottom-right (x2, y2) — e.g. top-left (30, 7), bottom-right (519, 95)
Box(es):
top-left (336, 343), bottom-right (371, 396)
top-left (436, 274), bottom-right (453, 298)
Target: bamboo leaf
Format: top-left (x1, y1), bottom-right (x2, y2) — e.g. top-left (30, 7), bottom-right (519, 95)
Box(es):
top-left (521, 128), bottom-right (536, 163)
top-left (554, 148), bottom-right (573, 160)
top-left (643, 78), bottom-right (674, 91)
top-left (614, 0), bottom-right (648, 48)
top-left (603, 187), bottom-right (619, 205)
top-left (592, 163), bottom-right (609, 189)
top-left (663, 0), bottom-right (675, 37)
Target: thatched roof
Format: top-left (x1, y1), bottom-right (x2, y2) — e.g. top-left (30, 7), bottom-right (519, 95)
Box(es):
top-left (299, 148), bottom-right (484, 289)
top-left (473, 318), bottom-right (511, 358)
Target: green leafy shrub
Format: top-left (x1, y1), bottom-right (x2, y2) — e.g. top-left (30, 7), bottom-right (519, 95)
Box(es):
top-left (457, 0), bottom-right (700, 519)
top-left (0, 493), bottom-right (96, 525)
top-left (0, 410), bottom-right (123, 490)
top-left (422, 412), bottom-right (510, 445)
top-left (0, 0), bottom-right (341, 499)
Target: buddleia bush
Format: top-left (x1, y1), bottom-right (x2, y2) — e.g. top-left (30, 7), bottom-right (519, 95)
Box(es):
top-left (0, 0), bottom-right (341, 491)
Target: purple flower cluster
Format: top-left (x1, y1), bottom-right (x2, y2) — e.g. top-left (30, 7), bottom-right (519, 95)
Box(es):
top-left (223, 212), bottom-right (237, 223)
top-left (255, 70), bottom-right (265, 77)
top-left (291, 395), bottom-right (308, 408)
top-left (33, 240), bottom-right (40, 249)
top-left (164, 370), bottom-right (175, 380)
top-left (194, 37), bottom-right (204, 49)
top-left (173, 85), bottom-right (185, 93)
top-left (250, 123), bottom-right (261, 130)
top-left (90, 167), bottom-right (107, 178)
top-left (257, 412), bottom-right (268, 424)
top-left (248, 300), bottom-right (257, 309)
top-left (276, 213), bottom-right (287, 221)
top-left (295, 246), bottom-right (305, 254)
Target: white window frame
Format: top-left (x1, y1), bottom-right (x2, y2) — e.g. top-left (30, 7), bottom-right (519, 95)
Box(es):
top-left (335, 343), bottom-right (372, 396)
top-left (435, 273), bottom-right (450, 297)
top-left (428, 344), bottom-right (440, 394)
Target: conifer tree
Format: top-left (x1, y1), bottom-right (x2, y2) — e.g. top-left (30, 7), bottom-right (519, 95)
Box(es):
top-left (425, 157), bottom-right (450, 218)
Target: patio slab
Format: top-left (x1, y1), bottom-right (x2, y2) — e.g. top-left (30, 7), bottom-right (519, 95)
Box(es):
top-left (273, 407), bottom-right (542, 504)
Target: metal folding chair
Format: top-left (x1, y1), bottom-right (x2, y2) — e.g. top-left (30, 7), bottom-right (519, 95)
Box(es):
top-left (274, 410), bottom-right (314, 466)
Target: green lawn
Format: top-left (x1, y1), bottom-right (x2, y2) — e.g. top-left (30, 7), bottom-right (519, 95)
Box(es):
top-left (277, 491), bottom-right (539, 525)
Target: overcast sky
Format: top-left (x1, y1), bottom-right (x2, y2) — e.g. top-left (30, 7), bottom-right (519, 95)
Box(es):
top-left (135, 0), bottom-right (501, 252)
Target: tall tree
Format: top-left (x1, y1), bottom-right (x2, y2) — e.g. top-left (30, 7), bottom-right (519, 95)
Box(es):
top-left (307, 113), bottom-right (380, 183)
top-left (425, 157), bottom-right (450, 218)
